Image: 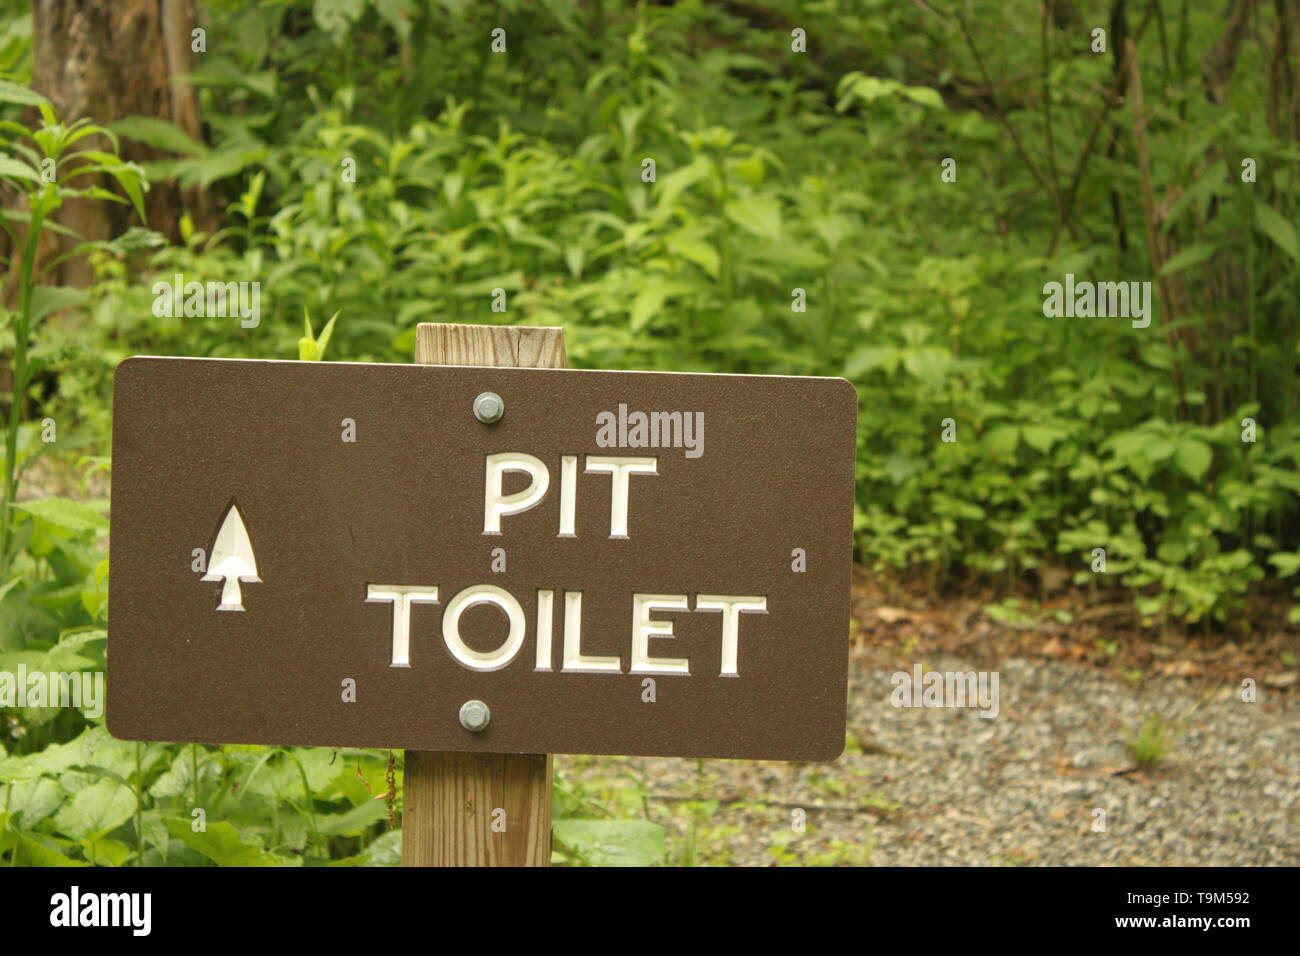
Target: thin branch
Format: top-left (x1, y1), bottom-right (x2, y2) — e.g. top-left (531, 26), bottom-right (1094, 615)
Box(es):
top-left (1041, 2), bottom-right (1062, 212)
top-left (953, 8), bottom-right (1057, 206)
top-left (1049, 0), bottom-right (1159, 254)
top-left (1126, 37), bottom-right (1187, 417)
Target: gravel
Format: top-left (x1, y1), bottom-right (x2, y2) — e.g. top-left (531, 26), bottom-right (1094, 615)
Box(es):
top-left (556, 655), bottom-right (1298, 866)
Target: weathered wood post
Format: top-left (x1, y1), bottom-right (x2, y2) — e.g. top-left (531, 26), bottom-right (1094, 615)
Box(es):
top-left (402, 322), bottom-right (562, 866)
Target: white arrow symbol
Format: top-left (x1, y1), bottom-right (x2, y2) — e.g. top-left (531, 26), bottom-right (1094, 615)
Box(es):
top-left (202, 502), bottom-right (261, 611)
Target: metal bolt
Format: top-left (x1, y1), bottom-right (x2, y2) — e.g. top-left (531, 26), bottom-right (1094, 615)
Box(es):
top-left (473, 392), bottom-right (504, 424)
top-left (459, 699), bottom-right (491, 732)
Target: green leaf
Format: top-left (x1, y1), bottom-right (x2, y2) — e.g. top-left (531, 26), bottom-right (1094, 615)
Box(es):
top-left (837, 73), bottom-right (897, 109)
top-left (733, 155), bottom-right (765, 185)
top-left (902, 347), bottom-right (951, 386)
top-left (1159, 243), bottom-right (1217, 276)
top-left (16, 834), bottom-right (89, 867)
top-left (242, 747), bottom-right (338, 800)
top-left (901, 85), bottom-right (944, 108)
top-left (109, 116), bottom-right (208, 156)
top-left (11, 496), bottom-right (107, 532)
top-left (101, 226), bottom-right (167, 255)
top-left (724, 195), bottom-right (782, 239)
top-left (149, 749), bottom-right (209, 800)
top-left (1022, 425), bottom-right (1066, 453)
top-left (750, 239), bottom-right (826, 269)
top-left (0, 726), bottom-right (97, 782)
top-left (162, 146), bottom-right (266, 189)
top-left (1157, 539), bottom-right (1188, 564)
top-left (1255, 201), bottom-right (1298, 261)
top-left (1106, 430), bottom-right (1152, 460)
top-left (314, 0), bottom-right (366, 43)
top-left (1145, 437), bottom-right (1177, 462)
top-left (52, 779), bottom-right (136, 841)
top-left (316, 799), bottom-right (388, 836)
top-left (71, 151), bottom-right (147, 220)
top-left (315, 310), bottom-right (340, 360)
top-left (812, 214), bottom-right (852, 251)
top-left (83, 837), bottom-right (132, 867)
top-left (29, 285), bottom-right (88, 324)
top-left (0, 80), bottom-right (50, 108)
top-left (666, 234), bottom-right (719, 278)
top-left (164, 819), bottom-right (289, 866)
top-left (1173, 439), bottom-right (1212, 481)
top-left (985, 424), bottom-right (1020, 455)
top-left (563, 245), bottom-right (585, 278)
top-left (0, 156), bottom-right (40, 183)
top-left (7, 778), bottom-right (63, 828)
top-left (844, 346), bottom-right (895, 377)
top-left (552, 819), bottom-right (666, 866)
top-left (1162, 169), bottom-right (1230, 229)
top-left (653, 160), bottom-right (710, 208)
top-left (103, 163), bottom-right (147, 222)
top-left (1268, 552), bottom-right (1300, 577)
top-left (629, 282), bottom-right (668, 332)
top-left (338, 828), bottom-right (401, 867)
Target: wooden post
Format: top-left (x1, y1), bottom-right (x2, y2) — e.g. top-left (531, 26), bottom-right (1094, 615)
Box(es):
top-left (403, 322), bottom-right (562, 867)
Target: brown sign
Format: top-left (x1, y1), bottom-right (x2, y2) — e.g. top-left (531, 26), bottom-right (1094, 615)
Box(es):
top-left (107, 357), bottom-right (857, 760)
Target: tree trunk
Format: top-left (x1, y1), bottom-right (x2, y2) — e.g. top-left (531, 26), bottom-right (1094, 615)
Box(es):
top-left (30, 0), bottom-right (212, 287)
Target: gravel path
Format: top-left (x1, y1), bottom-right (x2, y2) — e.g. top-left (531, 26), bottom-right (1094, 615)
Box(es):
top-left (556, 655), bottom-right (1298, 866)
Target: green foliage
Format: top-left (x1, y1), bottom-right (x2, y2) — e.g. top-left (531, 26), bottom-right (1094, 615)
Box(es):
top-left (768, 832), bottom-right (874, 867)
top-left (1125, 713), bottom-right (1171, 770)
top-left (552, 819), bottom-right (666, 867)
top-left (298, 308), bottom-right (340, 361)
top-left (550, 762), bottom-right (667, 867)
top-left (0, 92), bottom-right (130, 741)
top-left (65, 0), bottom-right (1295, 630)
top-left (0, 90), bottom-right (143, 585)
top-left (0, 722), bottom-right (401, 866)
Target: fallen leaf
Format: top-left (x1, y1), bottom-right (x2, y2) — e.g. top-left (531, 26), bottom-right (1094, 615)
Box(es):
top-left (873, 606), bottom-right (913, 624)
